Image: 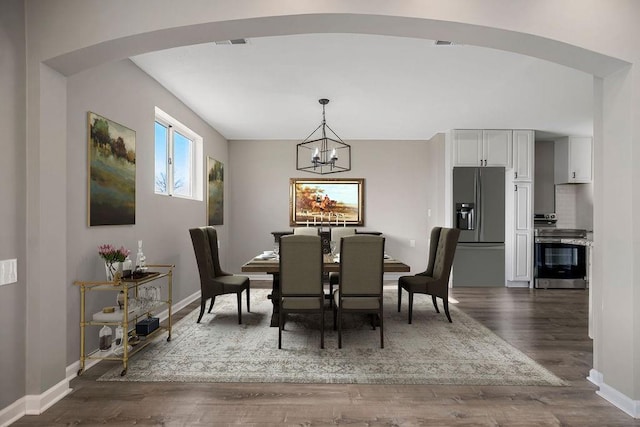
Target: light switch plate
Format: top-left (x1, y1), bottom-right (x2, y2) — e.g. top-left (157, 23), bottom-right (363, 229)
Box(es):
top-left (0, 259), bottom-right (18, 286)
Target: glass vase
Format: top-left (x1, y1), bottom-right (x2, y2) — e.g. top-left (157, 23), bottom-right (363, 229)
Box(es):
top-left (105, 261), bottom-right (123, 282)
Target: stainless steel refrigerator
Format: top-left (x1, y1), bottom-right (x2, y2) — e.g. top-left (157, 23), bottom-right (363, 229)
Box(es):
top-left (452, 167), bottom-right (505, 286)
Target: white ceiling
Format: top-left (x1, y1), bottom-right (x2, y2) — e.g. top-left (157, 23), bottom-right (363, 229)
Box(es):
top-left (131, 33), bottom-right (593, 141)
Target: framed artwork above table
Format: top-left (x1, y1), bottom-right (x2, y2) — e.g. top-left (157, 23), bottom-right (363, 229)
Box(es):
top-left (289, 178), bottom-right (364, 226)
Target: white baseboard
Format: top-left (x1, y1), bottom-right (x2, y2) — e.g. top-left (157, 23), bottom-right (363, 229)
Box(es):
top-left (1, 377), bottom-right (72, 426)
top-left (25, 378), bottom-right (72, 415)
top-left (587, 368), bottom-right (603, 386)
top-left (590, 369), bottom-right (640, 418)
top-left (506, 281), bottom-right (530, 288)
top-left (0, 397), bottom-right (26, 427)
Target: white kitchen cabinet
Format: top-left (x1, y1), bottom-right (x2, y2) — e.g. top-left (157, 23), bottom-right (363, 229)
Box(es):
top-left (508, 182), bottom-right (533, 283)
top-left (554, 136), bottom-right (592, 183)
top-left (484, 130), bottom-right (512, 167)
top-left (512, 130), bottom-right (534, 181)
top-left (452, 129), bottom-right (483, 166)
top-left (452, 129), bottom-right (512, 167)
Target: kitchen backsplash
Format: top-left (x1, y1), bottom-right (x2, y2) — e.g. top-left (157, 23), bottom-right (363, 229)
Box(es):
top-left (555, 183), bottom-right (593, 230)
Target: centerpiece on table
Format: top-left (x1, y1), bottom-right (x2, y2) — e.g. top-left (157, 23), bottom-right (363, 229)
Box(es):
top-left (98, 244), bottom-right (130, 282)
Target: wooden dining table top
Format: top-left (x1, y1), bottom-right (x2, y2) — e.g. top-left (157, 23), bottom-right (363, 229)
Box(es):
top-left (241, 255), bottom-right (411, 274)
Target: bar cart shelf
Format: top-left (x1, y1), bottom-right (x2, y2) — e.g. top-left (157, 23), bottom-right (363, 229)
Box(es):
top-left (74, 264), bottom-right (174, 377)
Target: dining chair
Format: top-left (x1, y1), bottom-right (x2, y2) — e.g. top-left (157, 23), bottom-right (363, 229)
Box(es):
top-left (333, 234), bottom-right (385, 348)
top-left (189, 227), bottom-right (250, 324)
top-left (293, 227), bottom-right (320, 236)
top-left (278, 234), bottom-right (325, 349)
top-left (328, 227), bottom-right (356, 295)
top-left (397, 227), bottom-right (460, 323)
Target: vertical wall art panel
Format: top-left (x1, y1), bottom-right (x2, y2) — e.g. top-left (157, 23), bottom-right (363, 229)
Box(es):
top-left (207, 157), bottom-right (223, 225)
top-left (88, 112), bottom-right (136, 226)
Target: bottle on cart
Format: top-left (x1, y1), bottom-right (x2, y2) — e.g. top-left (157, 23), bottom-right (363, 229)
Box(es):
top-left (114, 325), bottom-right (124, 346)
top-left (122, 255), bottom-right (132, 278)
top-left (99, 325), bottom-right (112, 351)
top-left (135, 240), bottom-right (146, 272)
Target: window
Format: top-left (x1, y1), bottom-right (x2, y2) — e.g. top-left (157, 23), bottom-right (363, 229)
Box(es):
top-left (154, 107), bottom-right (203, 200)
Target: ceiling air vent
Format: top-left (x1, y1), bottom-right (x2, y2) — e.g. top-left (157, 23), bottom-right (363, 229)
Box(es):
top-left (214, 39), bottom-right (248, 45)
top-left (434, 40), bottom-right (454, 46)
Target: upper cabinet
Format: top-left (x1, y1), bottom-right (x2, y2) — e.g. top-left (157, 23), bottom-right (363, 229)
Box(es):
top-left (512, 130), bottom-right (534, 181)
top-left (554, 136), bottom-right (592, 183)
top-left (452, 129), bottom-right (512, 167)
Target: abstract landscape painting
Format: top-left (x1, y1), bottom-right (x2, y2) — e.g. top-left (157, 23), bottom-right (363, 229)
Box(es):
top-left (88, 112), bottom-right (136, 226)
top-left (207, 157), bottom-right (223, 225)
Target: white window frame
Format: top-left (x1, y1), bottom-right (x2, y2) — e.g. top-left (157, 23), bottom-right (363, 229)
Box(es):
top-left (154, 107), bottom-right (203, 201)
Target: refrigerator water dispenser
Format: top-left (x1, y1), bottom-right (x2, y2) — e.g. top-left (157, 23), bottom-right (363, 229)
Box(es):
top-left (456, 203), bottom-right (475, 230)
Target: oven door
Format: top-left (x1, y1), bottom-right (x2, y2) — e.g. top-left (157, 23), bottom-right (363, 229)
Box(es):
top-left (534, 241), bottom-right (586, 279)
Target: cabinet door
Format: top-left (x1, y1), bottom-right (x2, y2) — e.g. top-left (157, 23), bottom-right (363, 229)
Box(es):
top-left (512, 182), bottom-right (532, 281)
top-left (483, 130), bottom-right (512, 167)
top-left (513, 231), bottom-right (532, 281)
top-left (569, 136), bottom-right (592, 182)
top-left (514, 182), bottom-right (532, 231)
top-left (453, 130), bottom-right (482, 166)
top-left (512, 130), bottom-right (534, 181)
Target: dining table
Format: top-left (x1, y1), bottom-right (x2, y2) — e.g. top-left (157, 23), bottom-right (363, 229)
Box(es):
top-left (241, 254), bottom-right (411, 327)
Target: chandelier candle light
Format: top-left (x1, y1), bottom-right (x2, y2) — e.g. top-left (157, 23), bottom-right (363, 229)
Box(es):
top-left (296, 99), bottom-right (351, 174)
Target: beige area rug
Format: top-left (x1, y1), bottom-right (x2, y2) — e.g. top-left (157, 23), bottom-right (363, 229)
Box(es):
top-left (98, 288), bottom-right (566, 386)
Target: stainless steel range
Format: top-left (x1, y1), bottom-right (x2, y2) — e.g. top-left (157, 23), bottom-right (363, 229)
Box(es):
top-left (534, 228), bottom-right (588, 289)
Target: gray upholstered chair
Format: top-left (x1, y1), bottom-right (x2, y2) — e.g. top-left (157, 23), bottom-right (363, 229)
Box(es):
top-left (328, 227), bottom-right (356, 295)
top-left (293, 227), bottom-right (320, 236)
top-left (189, 227), bottom-right (250, 324)
top-left (397, 227), bottom-right (460, 323)
top-left (278, 234), bottom-right (325, 349)
top-left (332, 235), bottom-right (385, 348)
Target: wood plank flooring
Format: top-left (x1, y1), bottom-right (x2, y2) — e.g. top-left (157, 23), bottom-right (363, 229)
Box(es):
top-left (13, 283), bottom-right (640, 426)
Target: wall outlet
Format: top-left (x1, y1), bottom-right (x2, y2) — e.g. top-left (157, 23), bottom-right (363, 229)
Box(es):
top-left (0, 259), bottom-right (18, 286)
top-left (409, 239), bottom-right (416, 248)
top-left (427, 209), bottom-right (432, 217)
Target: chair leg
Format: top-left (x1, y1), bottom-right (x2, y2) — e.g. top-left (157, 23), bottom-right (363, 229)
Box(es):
top-left (432, 295), bottom-right (440, 313)
top-left (443, 298), bottom-right (452, 323)
top-left (197, 298), bottom-right (206, 323)
top-left (379, 312), bottom-right (384, 349)
top-left (333, 300), bottom-right (337, 331)
top-left (408, 292), bottom-right (413, 324)
top-left (338, 307), bottom-right (342, 349)
top-left (246, 287), bottom-right (250, 312)
top-left (278, 309), bottom-right (283, 349)
top-left (237, 292), bottom-right (242, 324)
top-left (320, 301), bottom-right (325, 349)
top-left (207, 296), bottom-right (216, 313)
top-left (397, 284), bottom-right (402, 312)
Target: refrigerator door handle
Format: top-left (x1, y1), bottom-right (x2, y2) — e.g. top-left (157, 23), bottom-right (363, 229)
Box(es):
top-left (476, 168), bottom-right (483, 241)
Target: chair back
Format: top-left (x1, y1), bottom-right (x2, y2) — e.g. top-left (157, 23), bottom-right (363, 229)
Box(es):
top-left (189, 227), bottom-right (225, 284)
top-left (339, 235), bottom-right (385, 296)
top-left (279, 234), bottom-right (323, 296)
top-left (293, 227), bottom-right (320, 236)
top-left (423, 227), bottom-right (443, 276)
top-left (330, 227), bottom-right (356, 253)
top-left (431, 227), bottom-right (461, 281)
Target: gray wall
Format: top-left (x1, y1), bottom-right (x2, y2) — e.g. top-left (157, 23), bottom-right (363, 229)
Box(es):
top-left (228, 139), bottom-right (439, 275)
top-left (0, 0), bottom-right (26, 409)
top-left (425, 133), bottom-right (447, 237)
top-left (65, 59), bottom-right (228, 363)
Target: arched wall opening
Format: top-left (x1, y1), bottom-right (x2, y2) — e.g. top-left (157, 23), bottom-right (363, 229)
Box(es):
top-left (25, 9), bottom-right (638, 417)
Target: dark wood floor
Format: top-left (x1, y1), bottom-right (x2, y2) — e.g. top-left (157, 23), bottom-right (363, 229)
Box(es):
top-left (14, 282), bottom-right (640, 426)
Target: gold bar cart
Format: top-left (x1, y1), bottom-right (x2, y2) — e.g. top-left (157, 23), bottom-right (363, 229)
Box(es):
top-left (74, 264), bottom-right (174, 377)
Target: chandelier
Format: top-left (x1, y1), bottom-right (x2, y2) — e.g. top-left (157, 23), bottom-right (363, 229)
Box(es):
top-left (296, 99), bottom-right (351, 174)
